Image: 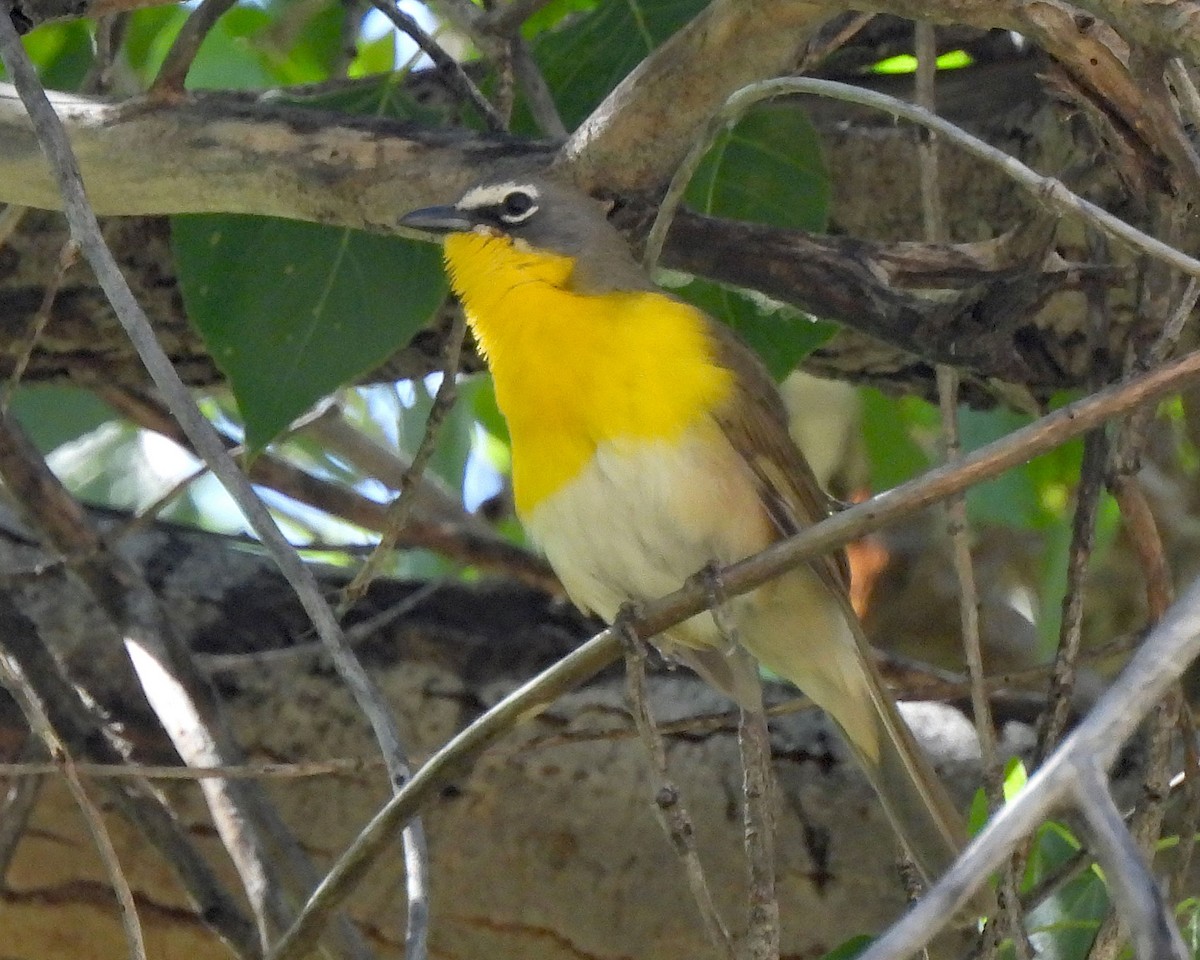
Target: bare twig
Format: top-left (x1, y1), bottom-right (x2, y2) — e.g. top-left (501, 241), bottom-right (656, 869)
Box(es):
top-left (0, 591), bottom-right (260, 958)
top-left (1036, 431), bottom-right (1109, 762)
top-left (0, 648), bottom-right (148, 960)
top-left (0, 758), bottom-right (383, 779)
top-left (737, 699), bottom-right (778, 960)
top-left (916, 27), bottom-right (1022, 953)
top-left (618, 616), bottom-right (734, 958)
top-left (82, 13), bottom-right (127, 94)
top-left (1111, 475), bottom-right (1174, 622)
top-left (510, 39), bottom-right (566, 138)
top-left (1088, 687), bottom-right (1183, 960)
top-left (303, 409), bottom-right (486, 531)
top-left (914, 24), bottom-right (946, 246)
top-left (57, 749), bottom-right (149, 960)
top-left (335, 0), bottom-right (367, 77)
top-left (647, 78), bottom-right (1200, 282)
top-left (0, 410), bottom-right (286, 945)
top-left (368, 0), bottom-right (505, 132)
top-left (799, 13), bottom-right (875, 72)
top-left (479, 0), bottom-right (555, 35)
top-left (435, 0), bottom-right (565, 137)
top-left (267, 629), bottom-right (620, 960)
top-left (1168, 60), bottom-right (1200, 130)
top-left (0, 237), bottom-right (78, 414)
top-left (1073, 758), bottom-right (1188, 960)
top-left (0, 738), bottom-right (43, 883)
top-left (0, 0), bottom-right (419, 847)
top-left (1087, 464), bottom-right (1179, 960)
top-left (148, 0), bottom-right (237, 97)
top-left (97, 386), bottom-right (555, 589)
top-left (341, 310), bottom-right (467, 608)
top-left (270, 349), bottom-right (1200, 960)
top-left (1147, 277), bottom-right (1200, 367)
top-left (199, 580), bottom-right (442, 674)
top-left (699, 567), bottom-right (778, 959)
top-left (1170, 702), bottom-right (1200, 902)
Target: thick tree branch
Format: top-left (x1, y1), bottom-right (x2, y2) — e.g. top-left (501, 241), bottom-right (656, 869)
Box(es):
top-left (0, 83), bottom-right (549, 226)
top-left (558, 0), bottom-right (833, 191)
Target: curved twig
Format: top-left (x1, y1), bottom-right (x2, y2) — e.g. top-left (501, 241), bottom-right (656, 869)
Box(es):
top-left (646, 77), bottom-right (1200, 280)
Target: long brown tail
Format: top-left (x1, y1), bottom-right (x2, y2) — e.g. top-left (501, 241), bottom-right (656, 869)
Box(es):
top-left (738, 567), bottom-right (969, 885)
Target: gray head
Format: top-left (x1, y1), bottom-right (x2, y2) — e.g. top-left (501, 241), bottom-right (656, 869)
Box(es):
top-left (400, 175), bottom-right (653, 292)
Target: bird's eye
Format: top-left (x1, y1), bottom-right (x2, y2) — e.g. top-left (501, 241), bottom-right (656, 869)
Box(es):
top-left (499, 190), bottom-right (537, 223)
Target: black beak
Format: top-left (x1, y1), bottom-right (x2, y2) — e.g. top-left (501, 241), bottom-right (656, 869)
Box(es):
top-left (399, 204), bottom-right (474, 235)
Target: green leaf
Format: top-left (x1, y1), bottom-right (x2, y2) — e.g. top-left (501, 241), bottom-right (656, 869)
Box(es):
top-left (522, 0), bottom-right (602, 37)
top-left (1003, 756), bottom-right (1028, 801)
top-left (670, 101), bottom-right (830, 376)
top-left (671, 279), bottom-right (835, 378)
top-left (1025, 863), bottom-right (1107, 960)
top-left (266, 0), bottom-right (345, 84)
top-left (1180, 899), bottom-right (1200, 959)
top-left (9, 385), bottom-right (117, 452)
top-left (968, 786), bottom-right (989, 835)
top-left (274, 71), bottom-right (451, 126)
top-left (527, 0), bottom-right (706, 130)
top-left (462, 375), bottom-right (510, 445)
top-left (185, 6), bottom-right (277, 90)
top-left (173, 215), bottom-right (446, 451)
top-left (350, 32), bottom-right (399, 78)
top-left (820, 935), bottom-right (874, 960)
top-left (122, 7), bottom-right (189, 84)
top-left (686, 101), bottom-right (829, 233)
top-left (402, 378), bottom-right (476, 495)
top-left (860, 390), bottom-right (935, 490)
top-left (5, 21), bottom-right (94, 88)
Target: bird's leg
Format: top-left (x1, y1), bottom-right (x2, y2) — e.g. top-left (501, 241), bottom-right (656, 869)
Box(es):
top-left (614, 603), bottom-right (734, 959)
top-left (691, 561), bottom-right (741, 656)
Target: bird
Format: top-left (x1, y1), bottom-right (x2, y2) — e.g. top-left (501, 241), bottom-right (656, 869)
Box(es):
top-left (400, 173), bottom-right (971, 888)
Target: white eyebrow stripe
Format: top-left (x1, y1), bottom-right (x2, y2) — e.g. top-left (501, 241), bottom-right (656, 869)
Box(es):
top-left (457, 181), bottom-right (540, 209)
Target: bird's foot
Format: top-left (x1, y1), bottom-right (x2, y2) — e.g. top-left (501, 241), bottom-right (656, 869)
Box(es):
top-left (689, 561), bottom-right (741, 654)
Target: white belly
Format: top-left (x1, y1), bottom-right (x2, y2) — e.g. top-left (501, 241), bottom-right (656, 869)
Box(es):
top-left (523, 425), bottom-right (772, 652)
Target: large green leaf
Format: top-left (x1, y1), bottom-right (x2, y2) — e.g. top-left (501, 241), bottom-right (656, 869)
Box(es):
top-left (671, 279), bottom-right (835, 379)
top-left (527, 0), bottom-right (706, 130)
top-left (10, 385), bottom-right (117, 453)
top-left (674, 100), bottom-right (832, 376)
top-left (3, 21), bottom-right (94, 87)
top-left (687, 101), bottom-right (829, 234)
top-left (861, 390), bottom-right (936, 491)
top-left (173, 215), bottom-right (445, 451)
top-left (173, 68), bottom-right (451, 453)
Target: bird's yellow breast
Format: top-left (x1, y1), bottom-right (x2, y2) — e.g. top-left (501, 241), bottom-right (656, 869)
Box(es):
top-left (444, 231), bottom-right (734, 515)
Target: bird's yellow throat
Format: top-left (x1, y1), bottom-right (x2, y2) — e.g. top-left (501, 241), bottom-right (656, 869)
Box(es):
top-left (443, 230), bottom-right (734, 516)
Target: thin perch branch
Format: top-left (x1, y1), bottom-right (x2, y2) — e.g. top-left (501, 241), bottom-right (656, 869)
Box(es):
top-left (148, 0), bottom-right (237, 97)
top-left (618, 616), bottom-right (734, 959)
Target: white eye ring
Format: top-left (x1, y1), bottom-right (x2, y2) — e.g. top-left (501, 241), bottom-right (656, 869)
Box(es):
top-left (499, 190), bottom-right (538, 224)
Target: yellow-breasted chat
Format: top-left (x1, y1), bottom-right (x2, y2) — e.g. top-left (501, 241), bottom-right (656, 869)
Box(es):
top-left (400, 174), bottom-right (971, 889)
